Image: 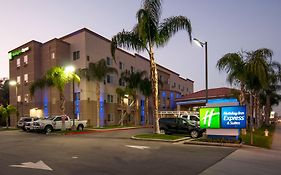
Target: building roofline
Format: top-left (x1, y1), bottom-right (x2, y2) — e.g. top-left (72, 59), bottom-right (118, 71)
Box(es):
top-left (60, 28), bottom-right (192, 81)
top-left (43, 38), bottom-right (70, 45)
top-left (179, 76), bottom-right (194, 83)
top-left (8, 40), bottom-right (42, 53)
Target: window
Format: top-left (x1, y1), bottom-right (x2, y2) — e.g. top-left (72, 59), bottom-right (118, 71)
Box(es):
top-left (172, 82), bottom-right (176, 88)
top-left (51, 52), bottom-right (55, 59)
top-left (17, 95), bottom-right (21, 102)
top-left (130, 66), bottom-right (134, 73)
top-left (119, 78), bottom-right (125, 86)
top-left (107, 113), bottom-right (114, 122)
top-left (17, 76), bottom-right (21, 84)
top-left (73, 51), bottom-right (80, 60)
top-left (159, 75), bottom-right (163, 82)
top-left (17, 58), bottom-right (20, 67)
top-left (119, 61), bottom-right (124, 70)
top-left (107, 95), bottom-right (113, 103)
top-left (54, 117), bottom-right (62, 121)
top-left (178, 84), bottom-right (180, 90)
top-left (186, 87), bottom-right (189, 92)
top-left (24, 94), bottom-right (29, 103)
top-left (24, 74), bottom-right (28, 83)
top-left (107, 74), bottom-right (113, 84)
top-left (107, 57), bottom-right (112, 66)
top-left (87, 55), bottom-right (90, 61)
top-left (24, 55), bottom-right (28, 64)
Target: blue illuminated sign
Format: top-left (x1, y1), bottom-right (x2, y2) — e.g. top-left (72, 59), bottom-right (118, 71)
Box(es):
top-left (221, 106), bottom-right (246, 129)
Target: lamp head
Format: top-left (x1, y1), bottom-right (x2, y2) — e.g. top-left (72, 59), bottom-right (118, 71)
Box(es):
top-left (65, 65), bottom-right (75, 73)
top-left (193, 38), bottom-right (204, 48)
top-left (9, 80), bottom-right (17, 86)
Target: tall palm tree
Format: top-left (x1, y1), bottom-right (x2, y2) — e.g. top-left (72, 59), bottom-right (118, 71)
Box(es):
top-left (121, 70), bottom-right (146, 125)
top-left (216, 52), bottom-right (248, 105)
top-left (81, 59), bottom-right (117, 127)
top-left (30, 67), bottom-right (80, 130)
top-left (0, 105), bottom-right (17, 129)
top-left (139, 77), bottom-right (152, 125)
top-left (111, 0), bottom-right (192, 133)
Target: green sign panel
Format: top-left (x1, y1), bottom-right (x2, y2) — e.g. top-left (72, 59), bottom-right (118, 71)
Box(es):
top-left (200, 107), bottom-right (221, 129)
top-left (8, 47), bottom-right (30, 60)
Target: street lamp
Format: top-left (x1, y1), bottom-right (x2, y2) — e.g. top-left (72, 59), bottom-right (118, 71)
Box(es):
top-left (9, 80), bottom-right (18, 121)
top-left (65, 65), bottom-right (76, 130)
top-left (193, 38), bottom-right (208, 104)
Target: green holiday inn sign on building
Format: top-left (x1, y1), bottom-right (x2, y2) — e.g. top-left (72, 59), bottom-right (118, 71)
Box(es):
top-left (8, 47), bottom-right (30, 60)
top-left (199, 107), bottom-right (221, 129)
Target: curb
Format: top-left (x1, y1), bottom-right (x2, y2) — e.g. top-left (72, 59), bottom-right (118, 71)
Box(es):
top-left (131, 136), bottom-right (191, 143)
top-left (88, 125), bottom-right (153, 132)
top-left (184, 140), bottom-right (242, 148)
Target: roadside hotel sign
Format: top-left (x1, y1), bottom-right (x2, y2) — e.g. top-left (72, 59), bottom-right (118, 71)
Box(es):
top-left (200, 106), bottom-right (246, 129)
top-left (221, 106), bottom-right (246, 129)
top-left (199, 107), bottom-right (220, 129)
top-left (8, 47), bottom-right (30, 60)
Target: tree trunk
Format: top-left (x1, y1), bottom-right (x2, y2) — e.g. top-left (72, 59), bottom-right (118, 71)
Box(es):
top-left (134, 93), bottom-right (139, 126)
top-left (149, 47), bottom-right (160, 134)
top-left (59, 92), bottom-right (66, 131)
top-left (145, 97), bottom-right (149, 125)
top-left (265, 95), bottom-right (271, 126)
top-left (250, 93), bottom-right (253, 145)
top-left (6, 117), bottom-right (9, 129)
top-left (96, 82), bottom-right (100, 128)
top-left (239, 83), bottom-right (246, 105)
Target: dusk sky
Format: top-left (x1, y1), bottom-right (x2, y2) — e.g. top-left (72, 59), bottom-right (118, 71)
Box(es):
top-left (1, 0), bottom-right (281, 113)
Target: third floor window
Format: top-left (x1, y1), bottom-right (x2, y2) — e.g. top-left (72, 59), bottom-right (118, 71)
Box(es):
top-left (73, 51), bottom-right (80, 60)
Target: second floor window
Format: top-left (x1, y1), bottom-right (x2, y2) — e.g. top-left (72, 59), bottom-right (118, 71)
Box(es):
top-left (119, 61), bottom-right (124, 70)
top-left (107, 57), bottom-right (113, 66)
top-left (73, 51), bottom-right (80, 60)
top-left (107, 74), bottom-right (113, 84)
top-left (107, 95), bottom-right (113, 103)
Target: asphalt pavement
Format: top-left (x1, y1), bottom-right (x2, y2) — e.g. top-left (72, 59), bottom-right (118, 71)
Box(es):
top-left (0, 128), bottom-right (236, 175)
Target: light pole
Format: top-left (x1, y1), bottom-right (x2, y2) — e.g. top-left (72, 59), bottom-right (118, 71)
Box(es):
top-left (65, 65), bottom-right (76, 130)
top-left (9, 80), bottom-right (18, 121)
top-left (193, 38), bottom-right (208, 105)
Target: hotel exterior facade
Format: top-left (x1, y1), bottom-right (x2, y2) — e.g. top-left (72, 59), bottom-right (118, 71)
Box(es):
top-left (9, 28), bottom-right (194, 127)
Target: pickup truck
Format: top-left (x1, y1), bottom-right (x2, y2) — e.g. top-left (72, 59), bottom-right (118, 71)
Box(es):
top-left (33, 115), bottom-right (87, 133)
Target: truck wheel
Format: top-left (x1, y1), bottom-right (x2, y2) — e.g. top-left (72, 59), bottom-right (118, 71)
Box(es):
top-left (45, 125), bottom-right (53, 134)
top-left (77, 125), bottom-right (84, 131)
top-left (190, 130), bottom-right (199, 138)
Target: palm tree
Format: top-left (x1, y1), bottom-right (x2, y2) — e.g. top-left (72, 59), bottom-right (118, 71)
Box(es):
top-left (0, 105), bottom-right (17, 129)
top-left (121, 70), bottom-right (146, 125)
top-left (245, 48), bottom-right (274, 127)
top-left (81, 59), bottom-right (117, 127)
top-left (116, 87), bottom-right (135, 126)
top-left (260, 61), bottom-right (281, 125)
top-left (216, 52), bottom-right (248, 105)
top-left (139, 77), bottom-right (152, 125)
top-left (111, 0), bottom-right (192, 133)
top-left (30, 66), bottom-right (80, 130)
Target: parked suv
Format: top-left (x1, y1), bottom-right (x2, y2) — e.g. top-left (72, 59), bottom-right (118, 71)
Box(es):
top-left (159, 118), bottom-right (205, 138)
top-left (17, 117), bottom-right (32, 131)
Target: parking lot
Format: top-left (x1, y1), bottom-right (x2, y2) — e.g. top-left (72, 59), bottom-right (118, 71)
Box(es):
top-left (0, 129), bottom-right (236, 175)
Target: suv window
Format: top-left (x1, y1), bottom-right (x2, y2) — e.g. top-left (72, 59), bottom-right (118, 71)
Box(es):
top-left (190, 116), bottom-right (199, 121)
top-left (54, 117), bottom-right (62, 121)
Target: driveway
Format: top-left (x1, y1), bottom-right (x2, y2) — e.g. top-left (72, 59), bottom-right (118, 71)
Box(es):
top-left (0, 129), bottom-right (236, 175)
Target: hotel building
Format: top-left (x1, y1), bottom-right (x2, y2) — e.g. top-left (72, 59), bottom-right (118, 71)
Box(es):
top-left (9, 28), bottom-right (194, 127)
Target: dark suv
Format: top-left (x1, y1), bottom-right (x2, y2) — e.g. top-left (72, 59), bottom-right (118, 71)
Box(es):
top-left (159, 118), bottom-right (205, 138)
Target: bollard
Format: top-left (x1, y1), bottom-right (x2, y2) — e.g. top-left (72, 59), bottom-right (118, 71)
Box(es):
top-left (264, 129), bottom-right (269, 137)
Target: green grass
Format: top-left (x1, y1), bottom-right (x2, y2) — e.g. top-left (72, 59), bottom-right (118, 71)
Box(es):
top-left (134, 134), bottom-right (185, 140)
top-left (241, 125), bottom-right (275, 149)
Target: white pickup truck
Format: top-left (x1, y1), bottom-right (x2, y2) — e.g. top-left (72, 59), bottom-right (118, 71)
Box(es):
top-left (33, 115), bottom-right (87, 133)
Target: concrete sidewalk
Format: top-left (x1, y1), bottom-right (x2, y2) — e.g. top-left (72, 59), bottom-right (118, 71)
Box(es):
top-left (200, 123), bottom-right (281, 175)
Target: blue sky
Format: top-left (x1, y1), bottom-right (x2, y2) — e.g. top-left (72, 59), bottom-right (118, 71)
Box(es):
top-left (1, 0), bottom-right (281, 113)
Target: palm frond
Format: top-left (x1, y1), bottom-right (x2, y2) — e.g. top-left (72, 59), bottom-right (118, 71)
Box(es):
top-left (111, 30), bottom-right (147, 59)
top-left (142, 0), bottom-right (162, 27)
top-left (157, 16), bottom-right (192, 46)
